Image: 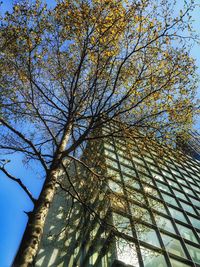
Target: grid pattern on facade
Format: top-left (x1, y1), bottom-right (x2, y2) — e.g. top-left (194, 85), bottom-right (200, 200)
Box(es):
top-left (35, 124), bottom-right (200, 267)
top-left (102, 124), bottom-right (200, 267)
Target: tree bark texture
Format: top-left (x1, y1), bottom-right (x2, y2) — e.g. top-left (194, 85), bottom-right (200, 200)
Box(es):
top-left (13, 126), bottom-right (72, 267)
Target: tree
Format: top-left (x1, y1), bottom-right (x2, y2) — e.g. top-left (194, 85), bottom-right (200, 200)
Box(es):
top-left (0, 0), bottom-right (198, 265)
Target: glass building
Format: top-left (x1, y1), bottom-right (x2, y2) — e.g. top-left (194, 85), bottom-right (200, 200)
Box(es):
top-left (35, 124), bottom-right (200, 267)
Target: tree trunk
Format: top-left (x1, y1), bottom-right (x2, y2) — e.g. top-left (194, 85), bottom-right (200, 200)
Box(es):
top-left (13, 125), bottom-right (72, 267)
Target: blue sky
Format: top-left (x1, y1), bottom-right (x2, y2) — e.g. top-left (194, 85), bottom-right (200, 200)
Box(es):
top-left (0, 1), bottom-right (199, 267)
top-left (189, 4), bottom-right (200, 129)
top-left (0, 2), bottom-right (57, 267)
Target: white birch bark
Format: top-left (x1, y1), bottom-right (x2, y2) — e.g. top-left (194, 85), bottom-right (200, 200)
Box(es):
top-left (13, 125), bottom-right (72, 267)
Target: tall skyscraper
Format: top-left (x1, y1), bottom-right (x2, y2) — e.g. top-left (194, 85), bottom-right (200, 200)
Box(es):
top-left (177, 131), bottom-right (200, 161)
top-left (35, 124), bottom-right (200, 267)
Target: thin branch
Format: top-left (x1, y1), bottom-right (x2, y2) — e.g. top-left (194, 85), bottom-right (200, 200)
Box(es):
top-left (0, 118), bottom-right (48, 172)
top-left (0, 167), bottom-right (36, 203)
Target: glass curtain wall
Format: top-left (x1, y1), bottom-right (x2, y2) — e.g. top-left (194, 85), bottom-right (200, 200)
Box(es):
top-left (102, 123), bottom-right (200, 267)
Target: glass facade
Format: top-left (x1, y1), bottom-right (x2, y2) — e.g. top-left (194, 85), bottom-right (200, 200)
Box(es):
top-left (35, 124), bottom-right (200, 267)
top-left (102, 124), bottom-right (200, 267)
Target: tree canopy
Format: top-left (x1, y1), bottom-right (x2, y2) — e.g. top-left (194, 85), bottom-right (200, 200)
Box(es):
top-left (0, 0), bottom-right (199, 265)
top-left (0, 0), bottom-right (198, 148)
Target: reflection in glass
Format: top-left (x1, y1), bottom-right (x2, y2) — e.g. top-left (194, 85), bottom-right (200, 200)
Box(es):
top-left (107, 168), bottom-right (121, 181)
top-left (167, 180), bottom-right (181, 190)
top-left (143, 185), bottom-right (160, 198)
top-left (123, 175), bottom-right (140, 189)
top-left (154, 214), bottom-right (175, 234)
top-left (186, 243), bottom-right (200, 264)
top-left (113, 213), bottom-right (132, 236)
top-left (170, 258), bottom-right (191, 267)
top-left (106, 158), bottom-right (118, 169)
top-left (156, 181), bottom-right (170, 192)
top-left (129, 190), bottom-right (146, 204)
top-left (141, 246), bottom-right (168, 267)
top-left (116, 238), bottom-right (139, 266)
top-left (161, 233), bottom-right (186, 258)
top-left (108, 180), bottom-right (123, 194)
top-left (161, 192), bottom-right (179, 207)
top-left (189, 196), bottom-right (200, 207)
top-left (172, 189), bottom-right (187, 201)
top-left (135, 224), bottom-right (160, 248)
top-left (118, 155), bottom-right (132, 166)
top-left (180, 201), bottom-right (196, 215)
top-left (131, 205), bottom-right (152, 224)
top-left (168, 207), bottom-right (188, 223)
top-left (139, 173), bottom-right (154, 185)
top-left (105, 150), bottom-right (117, 160)
top-left (182, 186), bottom-right (195, 197)
top-left (176, 223), bottom-right (198, 244)
top-left (120, 164), bottom-right (137, 176)
top-left (151, 171), bottom-right (164, 182)
top-left (148, 197), bottom-right (167, 214)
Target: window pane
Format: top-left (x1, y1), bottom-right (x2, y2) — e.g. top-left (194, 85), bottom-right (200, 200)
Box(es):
top-left (190, 183), bottom-right (200, 193)
top-left (123, 176), bottom-right (140, 189)
top-left (141, 246), bottom-right (168, 267)
top-left (161, 170), bottom-right (174, 179)
top-left (171, 169), bottom-right (182, 177)
top-left (168, 207), bottom-right (188, 223)
top-left (143, 185), bottom-right (160, 198)
top-left (188, 215), bottom-right (200, 230)
top-left (161, 192), bottom-right (178, 207)
top-left (156, 181), bottom-right (171, 192)
top-left (186, 243), bottom-right (200, 264)
top-left (131, 205), bottom-right (152, 223)
top-left (151, 171), bottom-right (164, 182)
top-left (138, 166), bottom-right (149, 174)
top-left (189, 197), bottom-right (200, 208)
top-left (107, 169), bottom-right (121, 181)
top-left (144, 156), bottom-right (155, 164)
top-left (108, 181), bottom-right (123, 194)
top-left (172, 189), bottom-right (187, 201)
top-left (116, 239), bottom-right (139, 266)
top-left (177, 178), bottom-right (188, 186)
top-left (120, 164), bottom-right (136, 176)
top-left (139, 173), bottom-right (154, 185)
top-left (168, 180), bottom-right (181, 190)
top-left (147, 164), bottom-right (160, 173)
top-left (182, 186), bottom-right (195, 197)
top-left (148, 198), bottom-right (167, 214)
top-left (135, 224), bottom-right (160, 247)
top-left (105, 150), bottom-right (117, 160)
top-left (118, 156), bottom-right (132, 166)
top-left (170, 258), bottom-right (192, 267)
top-left (154, 214), bottom-right (175, 234)
top-left (132, 156), bottom-right (145, 165)
top-left (176, 223), bottom-right (198, 244)
top-left (113, 213), bottom-right (132, 236)
top-left (180, 201), bottom-right (196, 215)
top-left (185, 176), bottom-right (194, 183)
top-left (161, 233), bottom-right (186, 258)
top-left (129, 190), bottom-right (146, 204)
top-left (106, 158), bottom-right (118, 169)
top-left (104, 143), bottom-right (114, 151)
